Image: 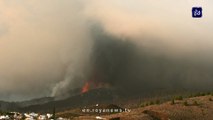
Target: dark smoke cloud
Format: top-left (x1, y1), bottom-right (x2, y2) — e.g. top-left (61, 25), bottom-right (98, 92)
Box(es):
top-left (50, 23), bottom-right (213, 99)
top-left (87, 27), bottom-right (213, 95)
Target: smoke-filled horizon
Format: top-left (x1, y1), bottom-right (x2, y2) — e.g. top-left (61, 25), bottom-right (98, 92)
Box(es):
top-left (0, 0), bottom-right (213, 101)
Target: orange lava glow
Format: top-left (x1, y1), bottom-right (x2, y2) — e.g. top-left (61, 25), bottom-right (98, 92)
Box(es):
top-left (81, 82), bottom-right (90, 93)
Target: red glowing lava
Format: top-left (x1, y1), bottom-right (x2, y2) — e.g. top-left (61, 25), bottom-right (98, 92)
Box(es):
top-left (81, 71), bottom-right (109, 93)
top-left (81, 82), bottom-right (90, 93)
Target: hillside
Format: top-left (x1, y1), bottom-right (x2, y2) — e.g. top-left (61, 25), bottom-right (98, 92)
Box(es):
top-left (57, 95), bottom-right (213, 120)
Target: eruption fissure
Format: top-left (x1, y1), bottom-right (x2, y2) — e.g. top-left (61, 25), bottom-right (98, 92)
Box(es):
top-left (81, 82), bottom-right (90, 93)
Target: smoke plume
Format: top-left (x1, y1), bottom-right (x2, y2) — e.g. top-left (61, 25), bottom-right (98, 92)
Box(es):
top-left (0, 0), bottom-right (213, 101)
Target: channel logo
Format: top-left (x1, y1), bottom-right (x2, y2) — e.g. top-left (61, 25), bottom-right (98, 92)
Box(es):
top-left (192, 7), bottom-right (202, 18)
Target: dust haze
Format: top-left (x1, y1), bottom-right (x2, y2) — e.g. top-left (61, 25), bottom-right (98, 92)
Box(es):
top-left (0, 0), bottom-right (213, 101)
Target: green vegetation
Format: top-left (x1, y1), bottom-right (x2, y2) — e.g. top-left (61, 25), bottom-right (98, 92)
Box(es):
top-left (191, 92), bottom-right (213, 98)
top-left (155, 100), bottom-right (160, 105)
top-left (149, 101), bottom-right (154, 105)
top-left (139, 91), bottom-right (213, 108)
top-left (193, 93), bottom-right (200, 97)
top-left (145, 102), bottom-right (149, 106)
top-left (200, 93), bottom-right (206, 96)
top-left (175, 96), bottom-right (183, 100)
top-left (140, 102), bottom-right (150, 107)
top-left (140, 100), bottom-right (161, 107)
top-left (183, 101), bottom-right (188, 106)
top-left (140, 104), bottom-right (145, 107)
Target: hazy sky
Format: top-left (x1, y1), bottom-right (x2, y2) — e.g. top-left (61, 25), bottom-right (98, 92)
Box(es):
top-left (0, 0), bottom-right (213, 101)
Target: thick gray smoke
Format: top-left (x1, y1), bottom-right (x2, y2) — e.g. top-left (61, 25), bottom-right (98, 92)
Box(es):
top-left (0, 0), bottom-right (93, 101)
top-left (0, 0), bottom-right (213, 101)
top-left (87, 27), bottom-right (213, 95)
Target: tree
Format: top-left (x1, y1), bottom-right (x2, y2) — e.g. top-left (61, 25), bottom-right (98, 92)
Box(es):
top-left (53, 106), bottom-right (56, 120)
top-left (183, 101), bottom-right (188, 106)
top-left (171, 99), bottom-right (175, 105)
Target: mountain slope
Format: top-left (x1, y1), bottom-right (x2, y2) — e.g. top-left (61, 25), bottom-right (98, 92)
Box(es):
top-left (70, 95), bottom-right (213, 120)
